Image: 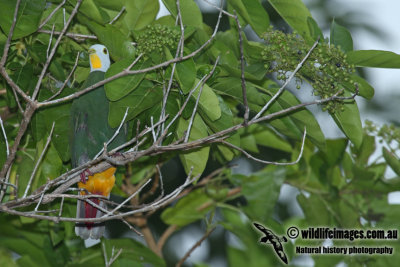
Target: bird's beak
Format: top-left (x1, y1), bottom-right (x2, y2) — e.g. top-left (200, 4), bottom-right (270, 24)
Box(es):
top-left (88, 48), bottom-right (96, 55)
top-left (89, 52), bottom-right (102, 69)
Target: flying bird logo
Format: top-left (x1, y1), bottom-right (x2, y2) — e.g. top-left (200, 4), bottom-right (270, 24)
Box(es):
top-left (253, 222), bottom-right (289, 264)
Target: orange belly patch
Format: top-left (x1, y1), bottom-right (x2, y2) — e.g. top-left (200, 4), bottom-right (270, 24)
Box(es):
top-left (78, 167), bottom-right (116, 196)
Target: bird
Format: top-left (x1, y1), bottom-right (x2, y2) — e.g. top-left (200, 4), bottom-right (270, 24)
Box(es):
top-left (253, 222), bottom-right (288, 264)
top-left (70, 44), bottom-right (127, 239)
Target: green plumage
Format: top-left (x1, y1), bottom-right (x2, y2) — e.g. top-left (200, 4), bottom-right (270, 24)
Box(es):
top-left (70, 71), bottom-right (126, 168)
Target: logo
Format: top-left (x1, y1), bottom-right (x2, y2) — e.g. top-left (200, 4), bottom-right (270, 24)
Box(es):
top-left (253, 222), bottom-right (288, 264)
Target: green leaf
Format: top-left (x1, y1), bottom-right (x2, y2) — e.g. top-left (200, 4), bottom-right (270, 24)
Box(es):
top-left (0, 0), bottom-right (46, 39)
top-left (307, 16), bottom-right (323, 41)
top-left (124, 0), bottom-right (159, 31)
top-left (347, 50), bottom-right (400, 68)
top-left (93, 0), bottom-right (125, 11)
top-left (330, 20), bottom-right (353, 52)
top-left (105, 57), bottom-right (151, 101)
top-left (230, 167), bottom-right (285, 221)
top-left (32, 88), bottom-right (72, 162)
top-left (267, 0), bottom-right (313, 42)
top-left (108, 80), bottom-right (163, 127)
top-left (0, 248), bottom-right (17, 267)
top-left (78, 18), bottom-right (134, 61)
top-left (79, 0), bottom-right (110, 24)
top-left (164, 48), bottom-right (196, 93)
top-left (193, 79), bottom-right (221, 121)
top-left (322, 138), bottom-right (348, 167)
top-left (252, 125), bottom-right (292, 153)
top-left (355, 134), bottom-right (375, 166)
top-left (228, 0), bottom-right (270, 37)
top-left (161, 189), bottom-right (213, 226)
top-left (201, 95), bottom-right (238, 160)
top-left (103, 239), bottom-right (166, 266)
top-left (176, 115), bottom-right (210, 177)
top-left (274, 89), bottom-right (326, 150)
top-left (331, 101), bottom-right (363, 149)
top-left (161, 0), bottom-right (203, 28)
top-left (342, 74), bottom-right (374, 100)
top-left (383, 147), bottom-right (400, 176)
top-left (298, 194), bottom-right (331, 225)
top-left (240, 134), bottom-right (259, 153)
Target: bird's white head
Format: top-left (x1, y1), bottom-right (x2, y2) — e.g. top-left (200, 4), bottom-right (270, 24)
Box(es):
top-left (88, 44), bottom-right (110, 72)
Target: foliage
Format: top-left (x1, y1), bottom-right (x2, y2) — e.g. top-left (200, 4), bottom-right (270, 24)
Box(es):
top-left (0, 0), bottom-right (399, 266)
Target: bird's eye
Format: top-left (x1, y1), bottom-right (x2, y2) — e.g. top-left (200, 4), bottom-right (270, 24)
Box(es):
top-left (103, 48), bottom-right (108, 54)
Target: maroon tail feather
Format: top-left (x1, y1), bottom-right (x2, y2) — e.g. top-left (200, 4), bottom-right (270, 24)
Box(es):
top-left (84, 197), bottom-right (100, 229)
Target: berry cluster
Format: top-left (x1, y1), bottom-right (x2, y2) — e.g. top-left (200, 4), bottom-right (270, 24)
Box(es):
top-left (260, 27), bottom-right (356, 113)
top-left (365, 120), bottom-right (400, 147)
top-left (136, 24), bottom-right (180, 60)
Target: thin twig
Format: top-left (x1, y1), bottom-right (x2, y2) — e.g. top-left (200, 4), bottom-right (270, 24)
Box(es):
top-left (0, 116), bottom-right (9, 156)
top-left (158, 27), bottom-right (185, 138)
top-left (57, 196), bottom-right (64, 219)
top-left (176, 0), bottom-right (185, 58)
top-left (37, 29), bottom-right (97, 41)
top-left (233, 11), bottom-right (249, 124)
top-left (102, 243), bottom-right (109, 266)
top-left (127, 53), bottom-right (143, 70)
top-left (157, 225), bottom-right (177, 253)
top-left (106, 179), bottom-right (152, 215)
top-left (202, 0), bottom-right (235, 18)
top-left (94, 107), bottom-right (129, 159)
top-left (46, 24), bottom-right (55, 59)
top-left (34, 180), bottom-right (50, 211)
top-left (221, 127), bottom-right (307, 165)
top-left (38, 0), bottom-right (66, 30)
top-left (156, 164), bottom-right (165, 197)
top-left (109, 6), bottom-right (126, 24)
top-left (185, 57), bottom-right (220, 142)
top-left (107, 247), bottom-right (123, 267)
top-left (38, 5), bottom-right (223, 108)
top-left (184, 84), bottom-right (204, 142)
top-left (0, 0), bottom-right (21, 67)
top-left (252, 37), bottom-right (320, 121)
top-left (176, 227), bottom-right (216, 267)
top-left (23, 122), bottom-right (55, 198)
top-left (47, 52), bottom-right (80, 101)
top-left (32, 0), bottom-right (83, 101)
